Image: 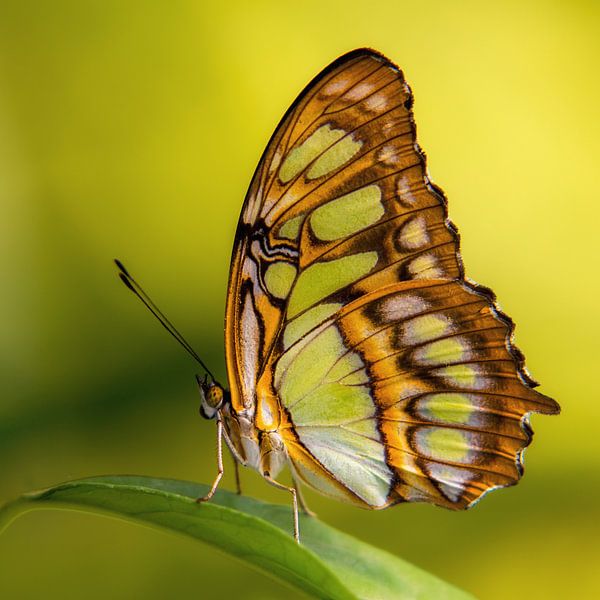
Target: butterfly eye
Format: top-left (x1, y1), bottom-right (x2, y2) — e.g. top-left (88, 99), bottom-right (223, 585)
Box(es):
top-left (197, 376), bottom-right (226, 420)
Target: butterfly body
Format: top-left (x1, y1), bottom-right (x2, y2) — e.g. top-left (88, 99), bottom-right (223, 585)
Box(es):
top-left (193, 48), bottom-right (560, 535)
top-left (218, 390), bottom-right (288, 480)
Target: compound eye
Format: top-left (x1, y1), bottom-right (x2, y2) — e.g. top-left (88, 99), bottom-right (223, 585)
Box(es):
top-left (197, 376), bottom-right (225, 420)
top-left (206, 383), bottom-right (224, 409)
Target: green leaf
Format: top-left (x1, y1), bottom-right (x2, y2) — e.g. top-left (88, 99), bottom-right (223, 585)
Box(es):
top-left (0, 476), bottom-right (475, 600)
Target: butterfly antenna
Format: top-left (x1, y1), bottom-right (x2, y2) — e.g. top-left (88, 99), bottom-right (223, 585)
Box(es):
top-left (114, 259), bottom-right (215, 381)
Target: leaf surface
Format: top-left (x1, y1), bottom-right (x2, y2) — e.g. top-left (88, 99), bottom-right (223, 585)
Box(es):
top-left (0, 476), bottom-right (475, 600)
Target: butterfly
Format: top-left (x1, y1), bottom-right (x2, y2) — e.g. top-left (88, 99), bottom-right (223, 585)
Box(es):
top-left (118, 48), bottom-right (559, 542)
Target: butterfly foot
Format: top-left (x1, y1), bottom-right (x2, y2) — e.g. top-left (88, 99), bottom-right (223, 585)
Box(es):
top-left (196, 478), bottom-right (221, 503)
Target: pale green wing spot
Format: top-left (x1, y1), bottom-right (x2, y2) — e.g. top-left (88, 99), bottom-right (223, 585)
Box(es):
top-left (310, 184), bottom-right (383, 241)
top-left (344, 418), bottom-right (380, 438)
top-left (276, 323), bottom-right (371, 418)
top-left (279, 124), bottom-right (345, 183)
top-left (339, 370), bottom-right (370, 385)
top-left (278, 214), bottom-right (305, 240)
top-left (307, 135), bottom-right (363, 180)
top-left (274, 320), bottom-right (391, 506)
top-left (414, 338), bottom-right (467, 365)
top-left (264, 262), bottom-right (298, 299)
top-left (417, 393), bottom-right (475, 425)
top-left (403, 314), bottom-right (452, 344)
top-left (276, 326), bottom-right (347, 408)
top-left (288, 251), bottom-right (378, 318)
top-left (325, 351), bottom-right (364, 383)
top-left (283, 302), bottom-right (342, 349)
top-left (292, 460), bottom-right (353, 503)
top-left (273, 326), bottom-right (314, 391)
top-left (416, 428), bottom-right (472, 463)
top-left (295, 426), bottom-right (393, 506)
top-left (436, 364), bottom-right (484, 389)
top-left (290, 382), bottom-right (375, 427)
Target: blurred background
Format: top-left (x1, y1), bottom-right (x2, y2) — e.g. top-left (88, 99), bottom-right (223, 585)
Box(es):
top-left (0, 1), bottom-right (598, 598)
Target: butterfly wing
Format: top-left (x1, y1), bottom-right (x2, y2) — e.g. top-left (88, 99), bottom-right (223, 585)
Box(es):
top-left (225, 48), bottom-right (559, 508)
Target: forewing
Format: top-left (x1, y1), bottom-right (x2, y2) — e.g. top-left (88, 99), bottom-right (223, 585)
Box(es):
top-left (226, 48), bottom-right (459, 411)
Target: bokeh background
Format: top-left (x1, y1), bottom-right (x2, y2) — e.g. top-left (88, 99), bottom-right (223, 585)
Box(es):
top-left (1, 1), bottom-right (598, 598)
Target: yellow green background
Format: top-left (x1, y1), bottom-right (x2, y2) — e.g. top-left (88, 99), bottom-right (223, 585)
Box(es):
top-left (1, 1), bottom-right (598, 598)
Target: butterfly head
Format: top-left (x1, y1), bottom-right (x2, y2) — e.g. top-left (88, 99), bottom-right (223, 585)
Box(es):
top-left (197, 374), bottom-right (229, 420)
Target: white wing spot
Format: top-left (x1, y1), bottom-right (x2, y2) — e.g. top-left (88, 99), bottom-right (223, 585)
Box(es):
top-left (428, 464), bottom-right (472, 502)
top-left (409, 254), bottom-right (443, 279)
top-left (344, 81), bottom-right (376, 101)
top-left (243, 185), bottom-right (263, 225)
top-left (322, 78), bottom-right (351, 97)
top-left (398, 216), bottom-right (430, 250)
top-left (269, 148), bottom-right (282, 174)
top-left (364, 92), bottom-right (388, 113)
top-left (376, 144), bottom-right (400, 167)
top-left (240, 288), bottom-right (259, 400)
top-left (396, 175), bottom-right (417, 206)
top-left (380, 294), bottom-right (429, 321)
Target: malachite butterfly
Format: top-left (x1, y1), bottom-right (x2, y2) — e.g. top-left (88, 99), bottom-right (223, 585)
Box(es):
top-left (118, 48), bottom-right (559, 542)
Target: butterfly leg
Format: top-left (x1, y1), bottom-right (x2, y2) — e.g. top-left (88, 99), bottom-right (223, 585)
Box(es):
top-left (264, 475), bottom-right (300, 543)
top-left (222, 422), bottom-right (245, 494)
top-left (232, 455), bottom-right (242, 495)
top-left (292, 474), bottom-right (317, 517)
top-left (196, 416), bottom-right (224, 503)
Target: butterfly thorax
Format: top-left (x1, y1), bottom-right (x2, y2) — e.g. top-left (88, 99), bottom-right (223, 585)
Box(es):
top-left (219, 385), bottom-right (288, 480)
